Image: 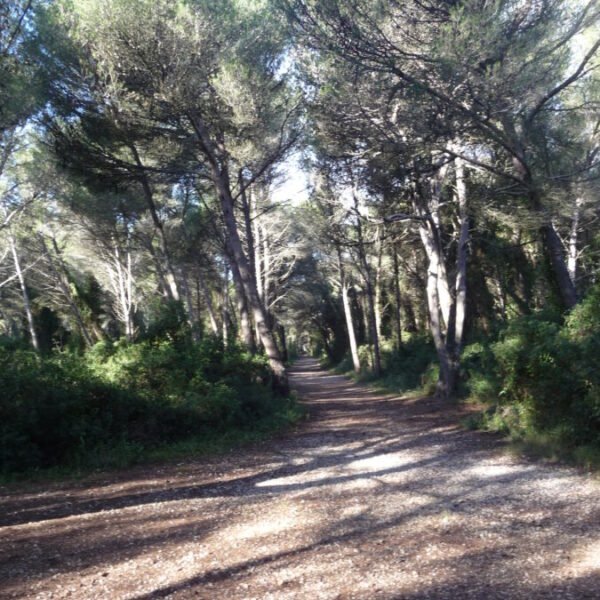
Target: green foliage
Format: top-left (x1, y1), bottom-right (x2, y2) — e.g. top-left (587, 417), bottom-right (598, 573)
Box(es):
top-left (463, 286), bottom-right (600, 462)
top-left (379, 337), bottom-right (437, 393)
top-left (0, 335), bottom-right (290, 476)
top-left (337, 337), bottom-right (437, 394)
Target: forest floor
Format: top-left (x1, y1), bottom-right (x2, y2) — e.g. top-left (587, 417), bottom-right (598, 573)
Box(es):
top-left (1, 357), bottom-right (599, 600)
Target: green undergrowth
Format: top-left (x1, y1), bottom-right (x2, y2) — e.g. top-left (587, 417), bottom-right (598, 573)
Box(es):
top-left (0, 395), bottom-right (304, 485)
top-left (461, 286), bottom-right (600, 471)
top-left (333, 335), bottom-right (439, 397)
top-left (0, 322), bottom-right (304, 481)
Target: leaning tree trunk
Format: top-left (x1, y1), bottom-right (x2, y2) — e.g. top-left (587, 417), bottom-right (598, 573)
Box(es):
top-left (567, 195), bottom-right (583, 288)
top-left (418, 221), bottom-right (454, 398)
top-left (353, 194), bottom-right (381, 376)
top-left (220, 188), bottom-right (287, 387)
top-left (225, 239), bottom-right (256, 352)
top-left (540, 221), bottom-right (578, 309)
top-left (337, 247), bottom-right (361, 373)
top-left (189, 113), bottom-right (288, 391)
top-left (9, 233), bottom-right (39, 352)
top-left (197, 272), bottom-right (219, 335)
top-left (392, 245), bottom-right (402, 350)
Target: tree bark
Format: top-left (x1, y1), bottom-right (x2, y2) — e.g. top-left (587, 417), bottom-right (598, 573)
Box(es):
top-left (224, 239), bottom-right (256, 351)
top-left (222, 266), bottom-right (229, 346)
top-left (453, 155), bottom-right (469, 354)
top-left (188, 114), bottom-right (288, 390)
top-left (353, 192), bottom-right (381, 376)
top-left (9, 233), bottom-right (39, 351)
top-left (541, 222), bottom-right (578, 309)
top-left (197, 272), bottom-right (219, 335)
top-left (418, 222), bottom-right (454, 398)
top-left (392, 245), bottom-right (402, 350)
top-left (337, 246), bottom-right (361, 373)
top-left (567, 196), bottom-right (582, 287)
top-left (180, 270), bottom-right (201, 342)
top-left (374, 226), bottom-right (383, 342)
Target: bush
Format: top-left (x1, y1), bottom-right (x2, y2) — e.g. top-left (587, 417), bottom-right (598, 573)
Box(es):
top-left (0, 335), bottom-right (288, 475)
top-left (380, 336), bottom-right (437, 392)
top-left (462, 287), bottom-right (600, 458)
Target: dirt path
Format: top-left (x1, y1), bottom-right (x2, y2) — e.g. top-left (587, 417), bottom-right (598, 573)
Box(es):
top-left (1, 358), bottom-right (599, 599)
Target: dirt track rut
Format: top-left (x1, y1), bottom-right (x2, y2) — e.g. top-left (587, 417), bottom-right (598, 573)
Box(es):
top-left (1, 357), bottom-right (599, 599)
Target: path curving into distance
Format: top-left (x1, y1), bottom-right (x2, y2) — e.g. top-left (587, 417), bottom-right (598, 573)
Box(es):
top-left (1, 357), bottom-right (598, 599)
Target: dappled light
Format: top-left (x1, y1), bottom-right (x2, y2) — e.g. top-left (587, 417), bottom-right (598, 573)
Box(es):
top-left (2, 0), bottom-right (600, 597)
top-left (1, 358), bottom-right (598, 598)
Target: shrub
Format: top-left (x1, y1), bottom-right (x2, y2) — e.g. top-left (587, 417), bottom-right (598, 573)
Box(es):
top-left (0, 335), bottom-right (288, 475)
top-left (463, 287), bottom-right (600, 457)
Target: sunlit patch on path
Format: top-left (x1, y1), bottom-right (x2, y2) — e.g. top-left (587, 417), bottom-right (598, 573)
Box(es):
top-left (0, 357), bottom-right (598, 599)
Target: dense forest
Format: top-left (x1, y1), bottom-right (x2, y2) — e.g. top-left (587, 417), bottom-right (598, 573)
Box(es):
top-left (1, 0), bottom-right (599, 475)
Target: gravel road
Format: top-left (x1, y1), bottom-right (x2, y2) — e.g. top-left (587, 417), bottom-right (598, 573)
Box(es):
top-left (1, 357), bottom-right (598, 599)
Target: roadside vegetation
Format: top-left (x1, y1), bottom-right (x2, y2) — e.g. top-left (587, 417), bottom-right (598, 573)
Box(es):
top-left (1, 1), bottom-right (599, 477)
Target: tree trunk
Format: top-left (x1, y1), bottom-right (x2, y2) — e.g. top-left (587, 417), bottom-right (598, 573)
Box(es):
top-left (337, 247), bottom-right (361, 373)
top-left (541, 222), bottom-right (578, 309)
top-left (9, 233), bottom-right (39, 351)
top-left (111, 243), bottom-right (135, 341)
top-left (188, 113), bottom-right (288, 391)
top-left (180, 270), bottom-right (201, 342)
top-left (418, 222), bottom-right (454, 399)
top-left (222, 266), bottom-right (229, 346)
top-left (225, 239), bottom-right (256, 352)
top-left (453, 155), bottom-right (469, 354)
top-left (392, 245), bottom-right (402, 350)
top-left (353, 193), bottom-right (381, 376)
top-left (428, 168), bottom-right (452, 330)
top-left (197, 273), bottom-right (219, 335)
top-left (567, 196), bottom-right (582, 287)
top-left (277, 323), bottom-right (288, 363)
top-left (374, 226), bottom-right (383, 342)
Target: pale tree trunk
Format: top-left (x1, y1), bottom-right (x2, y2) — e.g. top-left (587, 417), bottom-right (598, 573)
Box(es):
top-left (189, 114), bottom-right (287, 389)
top-left (353, 193), bottom-right (381, 376)
top-left (9, 233), bottom-right (39, 351)
top-left (567, 196), bottom-right (583, 286)
top-left (453, 155), bottom-right (469, 354)
top-left (418, 222), bottom-right (454, 397)
top-left (180, 270), bottom-right (201, 342)
top-left (413, 156), bottom-right (468, 400)
top-left (110, 243), bottom-right (135, 341)
top-left (225, 239), bottom-right (256, 351)
top-left (253, 201), bottom-right (264, 349)
top-left (337, 246), bottom-right (361, 373)
top-left (392, 245), bottom-right (402, 350)
top-left (428, 168), bottom-right (452, 330)
top-left (222, 266), bottom-right (229, 346)
top-left (262, 224), bottom-right (272, 312)
top-left (374, 226), bottom-right (384, 342)
top-left (239, 175), bottom-right (258, 352)
top-left (197, 273), bottom-right (219, 335)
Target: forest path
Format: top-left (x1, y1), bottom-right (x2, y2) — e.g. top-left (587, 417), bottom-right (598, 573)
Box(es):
top-left (1, 357), bottom-right (599, 599)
